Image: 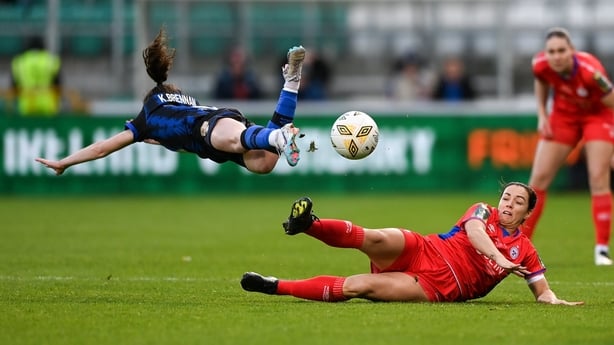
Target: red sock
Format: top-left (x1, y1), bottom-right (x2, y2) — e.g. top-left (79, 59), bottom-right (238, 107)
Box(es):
top-left (277, 276), bottom-right (347, 302)
top-left (306, 219), bottom-right (365, 248)
top-left (592, 193), bottom-right (612, 246)
top-left (522, 187), bottom-right (547, 239)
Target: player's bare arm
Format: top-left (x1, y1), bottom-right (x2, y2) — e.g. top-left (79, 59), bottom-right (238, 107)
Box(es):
top-left (534, 78), bottom-right (552, 137)
top-left (600, 89), bottom-right (614, 109)
top-left (528, 277), bottom-right (584, 305)
top-left (464, 219), bottom-right (528, 276)
top-left (35, 130), bottom-right (134, 175)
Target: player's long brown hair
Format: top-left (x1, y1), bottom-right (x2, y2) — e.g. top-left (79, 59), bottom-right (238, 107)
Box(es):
top-left (142, 26), bottom-right (181, 100)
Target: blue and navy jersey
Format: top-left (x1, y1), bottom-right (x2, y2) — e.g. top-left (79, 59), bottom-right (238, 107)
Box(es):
top-left (124, 92), bottom-right (246, 163)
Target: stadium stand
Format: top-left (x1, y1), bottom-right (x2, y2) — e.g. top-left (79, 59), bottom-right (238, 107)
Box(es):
top-left (0, 0), bottom-right (612, 104)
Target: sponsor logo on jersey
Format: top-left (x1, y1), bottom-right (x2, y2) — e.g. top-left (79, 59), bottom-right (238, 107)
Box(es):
top-left (559, 85), bottom-right (573, 95)
top-left (576, 86), bottom-right (588, 97)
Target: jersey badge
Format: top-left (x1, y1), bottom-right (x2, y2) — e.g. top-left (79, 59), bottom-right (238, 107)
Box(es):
top-left (576, 86), bottom-right (588, 97)
top-left (509, 245), bottom-right (520, 260)
top-left (594, 71), bottom-right (613, 93)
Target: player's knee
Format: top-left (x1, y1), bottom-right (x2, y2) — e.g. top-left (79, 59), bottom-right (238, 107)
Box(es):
top-left (343, 276), bottom-right (373, 298)
top-left (246, 163), bottom-right (275, 174)
top-left (528, 172), bottom-right (553, 189)
top-left (363, 230), bottom-right (387, 247)
top-left (363, 228), bottom-right (402, 248)
top-left (243, 151), bottom-right (278, 174)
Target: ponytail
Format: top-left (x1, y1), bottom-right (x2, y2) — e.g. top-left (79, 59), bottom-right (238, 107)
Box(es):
top-left (142, 26), bottom-right (181, 99)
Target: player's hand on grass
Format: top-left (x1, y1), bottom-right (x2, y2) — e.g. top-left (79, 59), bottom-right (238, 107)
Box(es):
top-left (536, 289), bottom-right (584, 306)
top-left (35, 158), bottom-right (66, 176)
top-left (552, 299), bottom-right (584, 306)
top-left (538, 294), bottom-right (584, 306)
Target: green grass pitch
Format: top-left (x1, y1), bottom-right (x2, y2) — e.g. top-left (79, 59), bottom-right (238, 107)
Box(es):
top-left (1, 193), bottom-right (613, 345)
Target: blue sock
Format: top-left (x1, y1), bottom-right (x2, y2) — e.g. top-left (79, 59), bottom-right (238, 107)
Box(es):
top-left (267, 89), bottom-right (297, 129)
top-left (241, 125), bottom-right (275, 150)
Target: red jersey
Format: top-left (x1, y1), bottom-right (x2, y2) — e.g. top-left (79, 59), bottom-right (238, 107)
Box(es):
top-left (426, 203), bottom-right (546, 301)
top-left (532, 51), bottom-right (614, 115)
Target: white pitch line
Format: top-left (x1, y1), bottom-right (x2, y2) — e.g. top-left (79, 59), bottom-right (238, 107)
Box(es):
top-left (0, 275), bottom-right (209, 282)
top-left (0, 275), bottom-right (613, 286)
top-left (546, 281), bottom-right (614, 286)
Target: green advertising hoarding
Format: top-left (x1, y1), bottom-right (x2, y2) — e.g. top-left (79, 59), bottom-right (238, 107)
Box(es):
top-left (0, 114), bottom-right (573, 195)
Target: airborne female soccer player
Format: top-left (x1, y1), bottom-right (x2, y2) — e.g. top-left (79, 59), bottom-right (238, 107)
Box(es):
top-left (36, 27), bottom-right (305, 175)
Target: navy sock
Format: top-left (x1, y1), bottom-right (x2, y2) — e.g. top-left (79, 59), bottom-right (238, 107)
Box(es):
top-left (240, 125), bottom-right (275, 150)
top-left (267, 89), bottom-right (297, 129)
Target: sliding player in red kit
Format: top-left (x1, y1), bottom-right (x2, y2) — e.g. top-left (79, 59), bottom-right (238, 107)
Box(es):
top-left (524, 27), bottom-right (614, 265)
top-left (424, 202), bottom-right (545, 301)
top-left (241, 182), bottom-right (582, 305)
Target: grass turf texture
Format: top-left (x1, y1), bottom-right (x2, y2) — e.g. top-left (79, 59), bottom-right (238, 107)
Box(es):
top-left (1, 193), bottom-right (613, 345)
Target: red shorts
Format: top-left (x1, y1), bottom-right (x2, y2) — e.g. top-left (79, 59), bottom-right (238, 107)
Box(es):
top-left (548, 110), bottom-right (614, 146)
top-left (370, 230), bottom-right (461, 302)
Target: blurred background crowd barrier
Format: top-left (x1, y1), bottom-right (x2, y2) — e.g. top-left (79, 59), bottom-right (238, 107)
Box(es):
top-left (1, 0), bottom-right (613, 106)
top-left (1, 111), bottom-right (580, 195)
top-left (0, 0), bottom-right (610, 195)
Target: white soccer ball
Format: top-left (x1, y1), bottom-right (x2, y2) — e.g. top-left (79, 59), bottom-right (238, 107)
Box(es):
top-left (330, 111), bottom-right (379, 160)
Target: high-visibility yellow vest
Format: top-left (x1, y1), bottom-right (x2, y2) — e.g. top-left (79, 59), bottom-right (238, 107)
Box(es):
top-left (11, 49), bottom-right (61, 116)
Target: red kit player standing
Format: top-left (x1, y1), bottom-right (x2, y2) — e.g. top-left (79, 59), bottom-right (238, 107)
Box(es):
top-left (524, 27), bottom-right (614, 266)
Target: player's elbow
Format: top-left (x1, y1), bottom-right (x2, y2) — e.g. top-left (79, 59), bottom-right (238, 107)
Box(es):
top-left (91, 141), bottom-right (113, 158)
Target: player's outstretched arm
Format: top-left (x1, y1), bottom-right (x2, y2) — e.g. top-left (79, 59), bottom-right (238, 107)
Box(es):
top-left (465, 219), bottom-right (529, 276)
top-left (529, 277), bottom-right (584, 305)
top-left (35, 130), bottom-right (134, 175)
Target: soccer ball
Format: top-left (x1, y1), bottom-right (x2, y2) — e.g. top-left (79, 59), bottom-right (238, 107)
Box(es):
top-left (330, 111), bottom-right (379, 160)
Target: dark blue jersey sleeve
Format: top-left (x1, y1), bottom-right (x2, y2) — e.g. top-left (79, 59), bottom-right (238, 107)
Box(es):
top-left (124, 110), bottom-right (147, 142)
